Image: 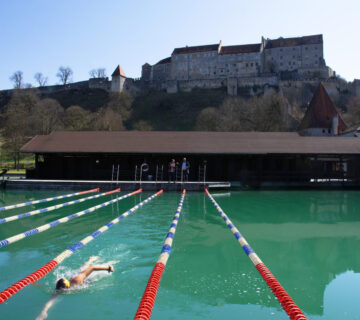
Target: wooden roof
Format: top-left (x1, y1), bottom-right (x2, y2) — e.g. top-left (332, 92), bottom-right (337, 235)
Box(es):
top-left (299, 83), bottom-right (347, 132)
top-left (21, 131), bottom-right (360, 155)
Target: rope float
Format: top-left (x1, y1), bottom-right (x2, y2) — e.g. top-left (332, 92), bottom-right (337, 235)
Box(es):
top-left (0, 188), bottom-right (99, 212)
top-left (0, 188), bottom-right (120, 224)
top-left (0, 189), bottom-right (163, 304)
top-left (0, 189), bottom-right (140, 248)
top-left (205, 189), bottom-right (307, 320)
top-left (134, 189), bottom-right (186, 320)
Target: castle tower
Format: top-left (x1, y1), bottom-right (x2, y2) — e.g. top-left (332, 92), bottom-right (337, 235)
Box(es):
top-left (299, 83), bottom-right (347, 136)
top-left (111, 65), bottom-right (126, 92)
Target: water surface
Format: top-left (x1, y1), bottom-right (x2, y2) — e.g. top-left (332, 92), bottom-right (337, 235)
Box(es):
top-left (0, 189), bottom-right (360, 319)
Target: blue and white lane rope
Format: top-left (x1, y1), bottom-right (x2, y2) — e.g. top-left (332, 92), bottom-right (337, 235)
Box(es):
top-left (134, 189), bottom-right (186, 320)
top-left (205, 189), bottom-right (307, 320)
top-left (0, 189), bottom-right (141, 248)
top-left (0, 188), bottom-right (99, 212)
top-left (0, 188), bottom-right (120, 224)
top-left (0, 190), bottom-right (163, 304)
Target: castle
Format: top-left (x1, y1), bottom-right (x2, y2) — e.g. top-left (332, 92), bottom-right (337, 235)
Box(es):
top-left (3, 34), bottom-right (359, 99)
top-left (135, 34), bottom-right (333, 95)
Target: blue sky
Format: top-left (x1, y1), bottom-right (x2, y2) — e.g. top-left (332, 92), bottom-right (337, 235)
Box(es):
top-left (0, 0), bottom-right (359, 89)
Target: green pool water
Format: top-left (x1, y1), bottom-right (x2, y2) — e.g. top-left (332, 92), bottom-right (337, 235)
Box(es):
top-left (0, 189), bottom-right (360, 319)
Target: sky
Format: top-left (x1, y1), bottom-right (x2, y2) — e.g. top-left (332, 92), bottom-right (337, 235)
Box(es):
top-left (0, 0), bottom-right (359, 90)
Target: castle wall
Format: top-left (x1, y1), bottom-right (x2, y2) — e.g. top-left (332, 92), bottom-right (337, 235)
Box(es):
top-left (264, 43), bottom-right (323, 73)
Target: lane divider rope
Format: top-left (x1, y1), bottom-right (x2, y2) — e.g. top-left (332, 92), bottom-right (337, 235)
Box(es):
top-left (0, 189), bottom-right (163, 304)
top-left (0, 188), bottom-right (99, 212)
top-left (0, 188), bottom-right (119, 224)
top-left (205, 189), bottom-right (307, 320)
top-left (134, 189), bottom-right (186, 320)
top-left (0, 188), bottom-right (140, 248)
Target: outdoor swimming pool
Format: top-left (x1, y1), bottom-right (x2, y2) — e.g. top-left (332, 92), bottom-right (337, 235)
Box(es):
top-left (0, 189), bottom-right (360, 319)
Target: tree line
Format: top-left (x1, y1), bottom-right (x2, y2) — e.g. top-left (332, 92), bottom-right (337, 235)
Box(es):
top-left (2, 89), bottom-right (132, 168)
top-left (9, 67), bottom-right (107, 89)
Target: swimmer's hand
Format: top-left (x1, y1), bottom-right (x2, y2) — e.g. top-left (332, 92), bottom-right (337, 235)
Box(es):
top-left (108, 265), bottom-right (114, 273)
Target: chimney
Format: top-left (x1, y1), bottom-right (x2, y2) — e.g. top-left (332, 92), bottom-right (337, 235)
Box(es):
top-left (331, 114), bottom-right (339, 136)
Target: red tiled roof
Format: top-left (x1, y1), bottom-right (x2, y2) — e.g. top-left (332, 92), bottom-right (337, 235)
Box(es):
top-left (111, 65), bottom-right (126, 77)
top-left (172, 44), bottom-right (219, 55)
top-left (265, 34), bottom-right (323, 49)
top-left (220, 44), bottom-right (261, 54)
top-left (20, 131), bottom-right (360, 155)
top-left (299, 83), bottom-right (347, 132)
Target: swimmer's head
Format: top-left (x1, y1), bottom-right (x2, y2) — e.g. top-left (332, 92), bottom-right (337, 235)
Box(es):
top-left (56, 278), bottom-right (70, 290)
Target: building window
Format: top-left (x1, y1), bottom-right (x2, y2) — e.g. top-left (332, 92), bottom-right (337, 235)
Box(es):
top-left (280, 48), bottom-right (283, 52)
top-left (293, 62), bottom-right (296, 65)
top-left (233, 64), bottom-right (236, 66)
top-left (250, 63), bottom-right (253, 67)
top-left (197, 53), bottom-right (200, 57)
top-left (288, 62), bottom-right (291, 65)
top-left (246, 63), bottom-right (248, 67)
top-left (236, 68), bottom-right (238, 72)
top-left (280, 62), bottom-right (283, 66)
top-left (280, 56), bottom-right (283, 59)
top-left (293, 55), bottom-right (295, 59)
top-left (214, 72), bottom-right (216, 75)
top-left (305, 47), bottom-right (308, 50)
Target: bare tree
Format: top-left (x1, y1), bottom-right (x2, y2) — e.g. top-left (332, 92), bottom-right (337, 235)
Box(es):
top-left (34, 72), bottom-right (48, 87)
top-left (56, 66), bottom-right (73, 85)
top-left (9, 71), bottom-right (23, 89)
top-left (89, 68), bottom-right (106, 78)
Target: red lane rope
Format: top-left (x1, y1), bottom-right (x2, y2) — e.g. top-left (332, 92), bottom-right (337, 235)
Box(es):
top-left (256, 263), bottom-right (307, 320)
top-left (0, 260), bottom-right (58, 304)
top-left (134, 262), bottom-right (165, 320)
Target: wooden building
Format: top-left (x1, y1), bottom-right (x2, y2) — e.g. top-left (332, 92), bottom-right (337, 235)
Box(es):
top-left (21, 131), bottom-right (360, 187)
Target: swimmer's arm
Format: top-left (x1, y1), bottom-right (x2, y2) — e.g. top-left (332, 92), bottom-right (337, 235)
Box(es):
top-left (70, 264), bottom-right (114, 285)
top-left (35, 293), bottom-right (59, 320)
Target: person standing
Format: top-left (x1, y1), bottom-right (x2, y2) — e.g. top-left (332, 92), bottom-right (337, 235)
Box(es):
top-left (181, 157), bottom-right (190, 181)
top-left (168, 159), bottom-right (176, 182)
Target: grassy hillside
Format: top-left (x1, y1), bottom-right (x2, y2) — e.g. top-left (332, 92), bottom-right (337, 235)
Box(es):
top-left (127, 89), bottom-right (227, 130)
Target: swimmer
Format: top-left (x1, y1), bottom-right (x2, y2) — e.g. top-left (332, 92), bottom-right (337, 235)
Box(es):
top-left (36, 257), bottom-right (114, 320)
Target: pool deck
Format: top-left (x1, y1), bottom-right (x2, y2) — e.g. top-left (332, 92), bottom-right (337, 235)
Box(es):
top-left (3, 179), bottom-right (231, 191)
